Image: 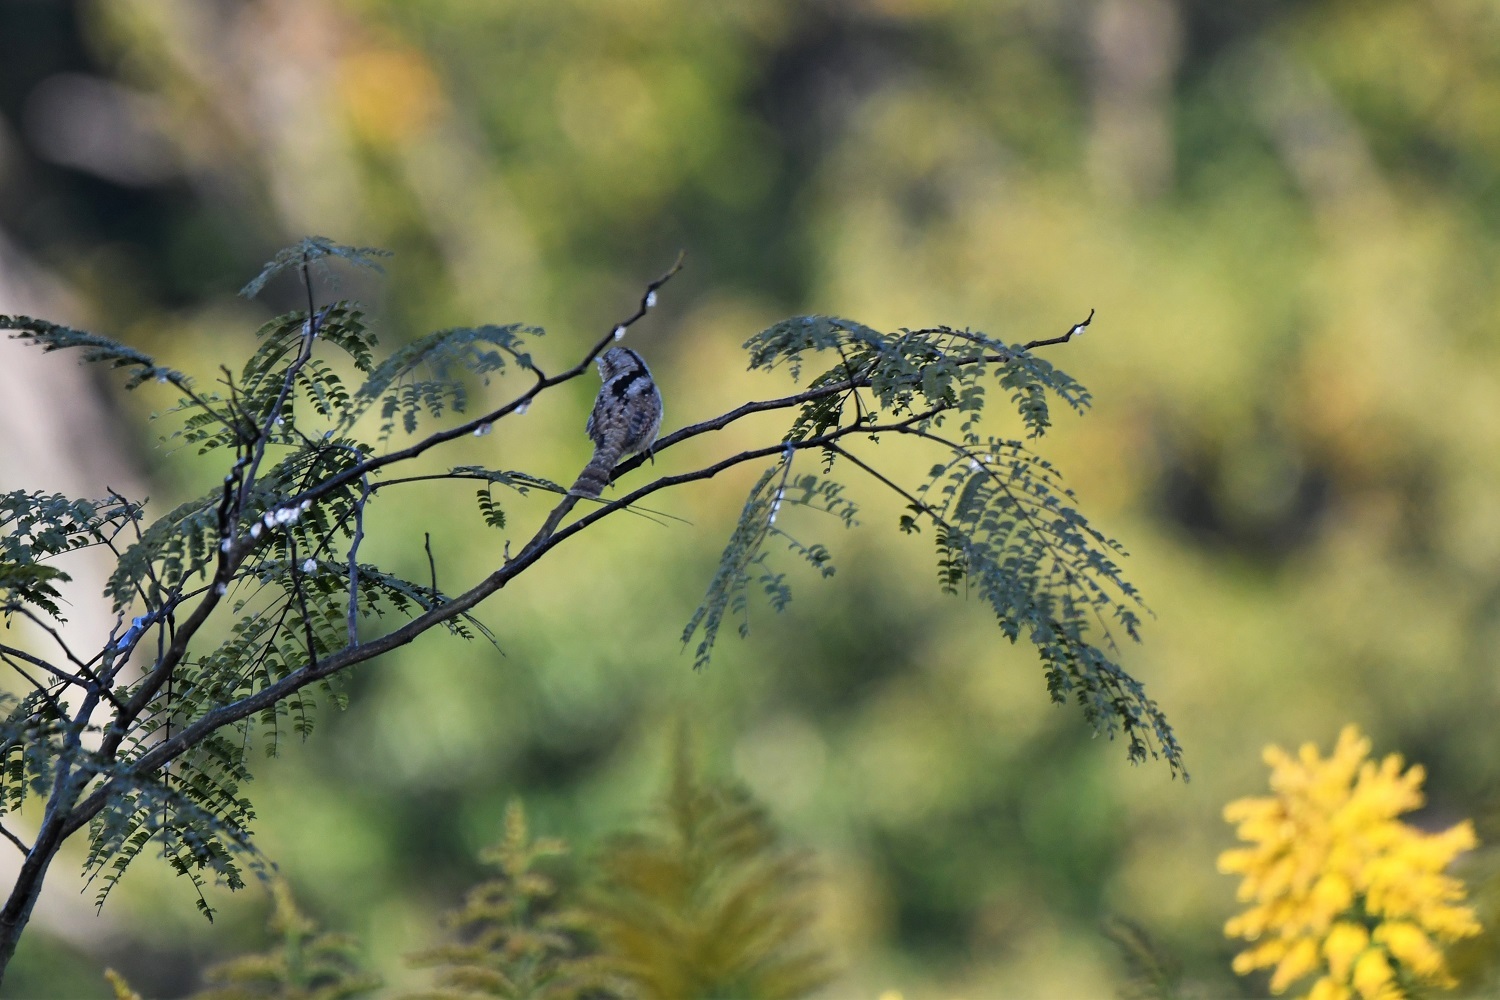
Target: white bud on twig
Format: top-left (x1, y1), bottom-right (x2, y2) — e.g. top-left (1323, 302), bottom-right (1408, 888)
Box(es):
top-left (612, 325), bottom-right (626, 341)
top-left (645, 291), bottom-right (658, 309)
top-left (473, 422), bottom-right (493, 437)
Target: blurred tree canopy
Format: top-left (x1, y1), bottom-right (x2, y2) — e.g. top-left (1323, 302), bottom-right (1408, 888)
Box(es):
top-left (2, 0), bottom-right (1499, 997)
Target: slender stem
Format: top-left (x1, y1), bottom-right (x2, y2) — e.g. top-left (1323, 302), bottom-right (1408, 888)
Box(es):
top-left (346, 473), bottom-right (370, 646)
top-left (424, 533), bottom-right (438, 596)
top-left (0, 653), bottom-right (68, 719)
top-left (1, 607), bottom-right (124, 711)
top-left (0, 678), bottom-right (102, 975)
top-left (824, 443), bottom-right (951, 532)
top-left (287, 537), bottom-right (319, 672)
top-left (0, 824), bottom-right (28, 855)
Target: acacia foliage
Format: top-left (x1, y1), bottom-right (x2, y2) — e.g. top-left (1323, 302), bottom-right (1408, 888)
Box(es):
top-left (2, 239), bottom-right (518, 921)
top-left (688, 313), bottom-right (1177, 773)
top-left (0, 238), bottom-right (1177, 952)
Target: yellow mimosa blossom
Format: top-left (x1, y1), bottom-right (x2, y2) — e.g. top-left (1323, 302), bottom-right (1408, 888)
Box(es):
top-left (1219, 725), bottom-right (1480, 999)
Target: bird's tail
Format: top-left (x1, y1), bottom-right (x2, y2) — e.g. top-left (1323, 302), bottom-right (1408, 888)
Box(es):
top-left (570, 441), bottom-right (623, 498)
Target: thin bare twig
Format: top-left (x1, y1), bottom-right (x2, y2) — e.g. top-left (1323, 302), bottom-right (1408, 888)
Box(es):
top-left (3, 605), bottom-right (85, 673)
top-left (1020, 308), bottom-right (1094, 351)
top-left (287, 536), bottom-right (319, 672)
top-left (0, 653), bottom-right (67, 718)
top-left (0, 824), bottom-right (28, 856)
top-left (0, 636), bottom-right (123, 713)
top-left (346, 471), bottom-right (370, 646)
top-left (424, 533), bottom-right (438, 597)
top-left (824, 442), bottom-right (950, 532)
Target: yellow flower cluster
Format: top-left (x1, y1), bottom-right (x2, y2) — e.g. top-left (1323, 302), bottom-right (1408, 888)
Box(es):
top-left (1219, 725), bottom-right (1480, 1000)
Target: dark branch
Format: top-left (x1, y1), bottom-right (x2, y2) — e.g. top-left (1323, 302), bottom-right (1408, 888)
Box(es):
top-left (0, 824), bottom-right (28, 856)
top-left (824, 443), bottom-right (950, 531)
top-left (346, 473), bottom-right (370, 646)
top-left (286, 537), bottom-right (320, 672)
top-left (0, 637), bottom-right (123, 713)
top-left (1020, 308), bottom-right (1094, 351)
top-left (424, 533), bottom-right (438, 596)
top-left (0, 653), bottom-right (68, 720)
top-left (58, 408), bottom-right (945, 841)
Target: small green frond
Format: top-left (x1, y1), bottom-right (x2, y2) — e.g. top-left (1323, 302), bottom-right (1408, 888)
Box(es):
top-left (997, 348), bottom-right (1091, 438)
top-left (191, 879), bottom-right (383, 999)
top-left (314, 304), bottom-right (377, 373)
top-left (1103, 916), bottom-right (1189, 1000)
top-left (449, 466), bottom-right (562, 496)
top-left (476, 490), bottom-right (507, 531)
top-left (81, 740), bottom-right (265, 917)
top-left (348, 324), bottom-right (543, 437)
top-left (105, 493), bottom-right (220, 613)
top-left (747, 316), bottom-right (1091, 442)
top-left (683, 468), bottom-right (779, 669)
top-left (914, 438), bottom-right (1181, 774)
top-left (239, 236), bottom-right (392, 299)
top-left (242, 303), bottom-right (371, 391)
top-left (586, 731), bottom-right (834, 1000)
top-left (685, 466), bottom-right (857, 670)
top-left (744, 315), bottom-right (883, 380)
top-left (0, 693), bottom-right (66, 817)
top-left (1, 315), bottom-right (187, 389)
top-left (405, 800), bottom-right (626, 1000)
top-left (0, 490), bottom-right (143, 619)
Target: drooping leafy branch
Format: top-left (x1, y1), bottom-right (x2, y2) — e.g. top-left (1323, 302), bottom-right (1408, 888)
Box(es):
top-left (677, 308), bottom-right (1175, 769)
top-left (0, 238), bottom-right (1174, 985)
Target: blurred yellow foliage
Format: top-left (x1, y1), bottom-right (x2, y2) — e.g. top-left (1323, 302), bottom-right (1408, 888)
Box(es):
top-left (337, 44), bottom-right (444, 145)
top-left (1219, 725), bottom-right (1480, 999)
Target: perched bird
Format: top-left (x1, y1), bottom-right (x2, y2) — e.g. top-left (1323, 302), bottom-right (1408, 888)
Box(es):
top-left (571, 347), bottom-right (663, 498)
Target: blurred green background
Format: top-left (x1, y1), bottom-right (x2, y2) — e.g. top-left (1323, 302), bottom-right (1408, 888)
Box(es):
top-left (1, 0), bottom-right (1498, 996)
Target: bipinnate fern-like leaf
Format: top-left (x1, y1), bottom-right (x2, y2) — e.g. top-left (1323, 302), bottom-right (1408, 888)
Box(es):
top-left (238, 235), bottom-right (392, 300)
top-left (0, 691), bottom-right (66, 820)
top-left (585, 731), bottom-right (834, 1000)
top-left (0, 315), bottom-right (187, 389)
top-left (1102, 916), bottom-right (1192, 1000)
top-left (404, 800), bottom-right (627, 1000)
top-left (348, 324), bottom-right (542, 440)
top-left (682, 461), bottom-right (858, 669)
top-left (80, 733), bottom-right (262, 921)
top-left (691, 317), bottom-right (1182, 775)
top-left (164, 304), bottom-right (375, 457)
top-left (105, 878), bottom-right (383, 999)
top-left (0, 490), bottom-right (141, 620)
top-left (1, 269), bottom-right (513, 917)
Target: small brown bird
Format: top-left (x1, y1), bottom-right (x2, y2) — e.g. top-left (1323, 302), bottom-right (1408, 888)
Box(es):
top-left (571, 347), bottom-right (663, 498)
